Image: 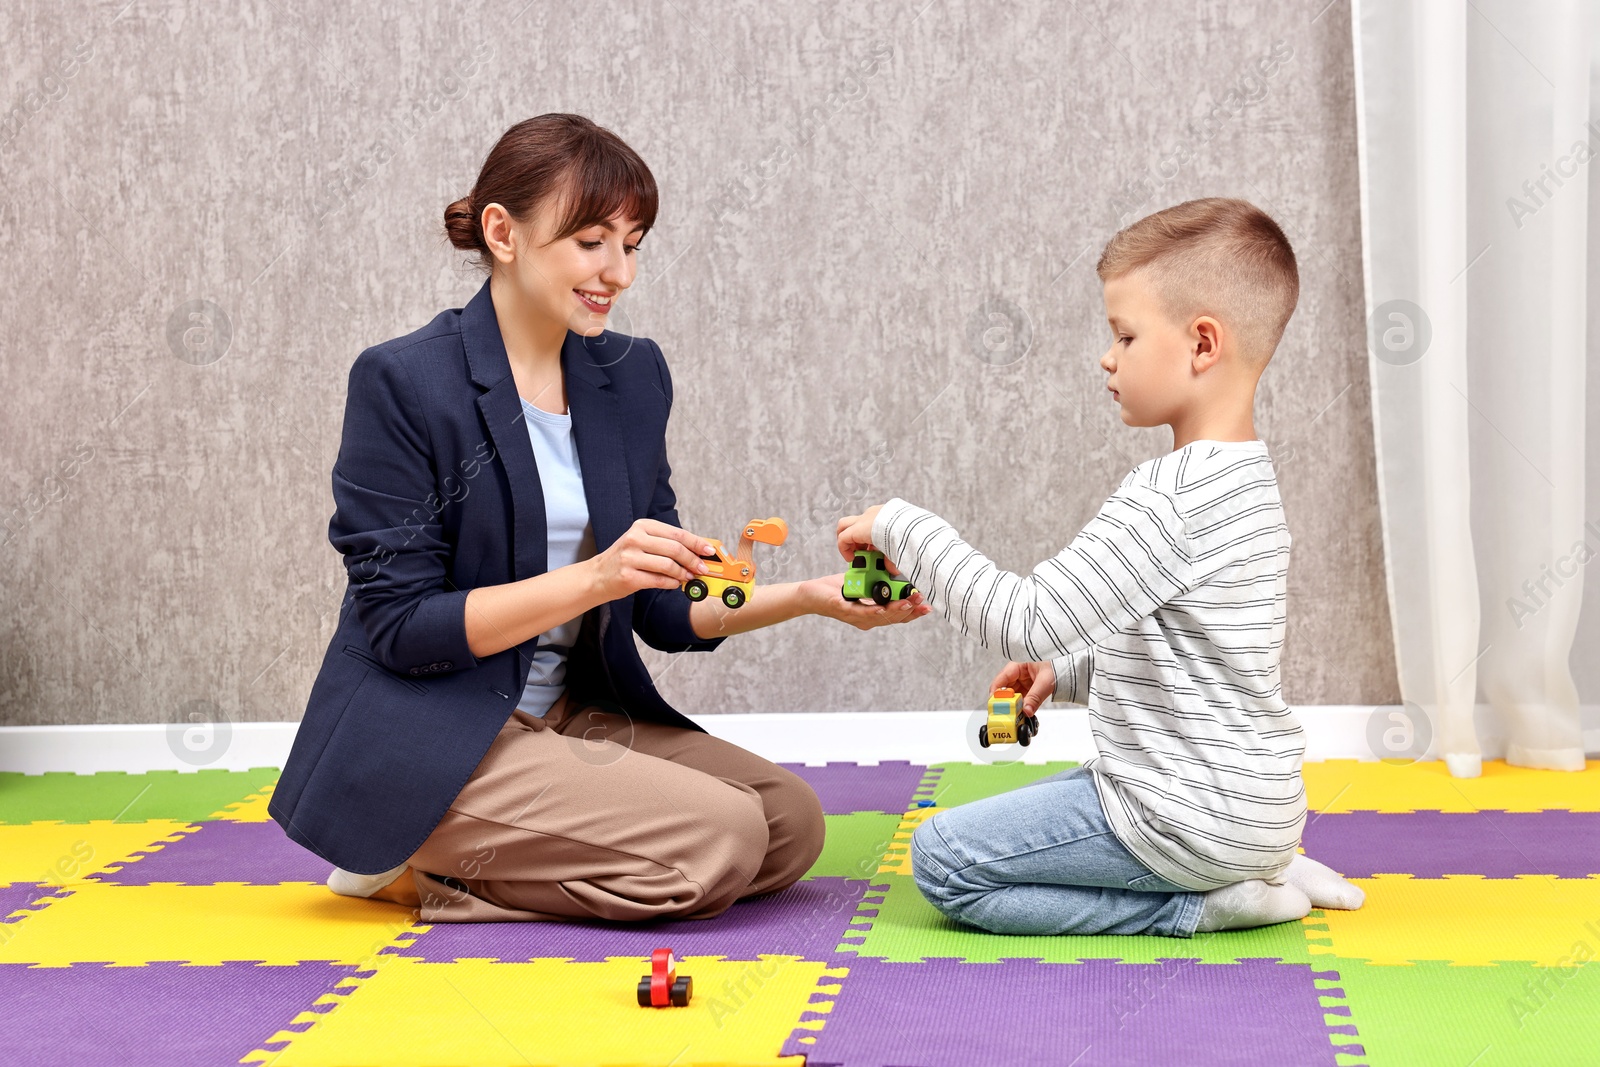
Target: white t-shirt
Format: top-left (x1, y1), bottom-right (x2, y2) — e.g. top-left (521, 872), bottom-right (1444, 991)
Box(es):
top-left (515, 396), bottom-right (596, 717)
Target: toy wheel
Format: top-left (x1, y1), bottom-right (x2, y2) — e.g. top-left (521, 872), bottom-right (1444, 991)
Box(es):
top-left (637, 977), bottom-right (653, 1006)
top-left (1019, 725), bottom-right (1031, 747)
top-left (670, 975), bottom-right (692, 1006)
top-left (871, 581), bottom-right (893, 606)
top-left (905, 585), bottom-right (917, 599)
top-left (978, 724), bottom-right (990, 748)
top-left (722, 586), bottom-right (746, 609)
top-left (684, 579), bottom-right (708, 601)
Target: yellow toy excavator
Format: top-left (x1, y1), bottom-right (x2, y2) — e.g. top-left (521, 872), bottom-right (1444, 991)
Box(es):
top-left (681, 517), bottom-right (789, 609)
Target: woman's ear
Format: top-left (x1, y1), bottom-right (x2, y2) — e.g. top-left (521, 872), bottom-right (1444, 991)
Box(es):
top-left (1191, 315), bottom-right (1223, 371)
top-left (481, 203), bottom-right (518, 265)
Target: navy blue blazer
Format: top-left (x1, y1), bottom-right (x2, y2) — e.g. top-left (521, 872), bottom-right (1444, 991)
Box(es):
top-left (268, 276), bottom-right (726, 875)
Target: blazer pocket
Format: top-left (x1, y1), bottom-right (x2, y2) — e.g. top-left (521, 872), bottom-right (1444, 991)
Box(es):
top-left (341, 644), bottom-right (429, 695)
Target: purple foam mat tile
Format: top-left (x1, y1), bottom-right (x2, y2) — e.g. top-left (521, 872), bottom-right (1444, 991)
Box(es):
top-left (0, 882), bottom-right (72, 920)
top-left (0, 960), bottom-right (361, 1067)
top-left (389, 876), bottom-right (874, 963)
top-left (90, 820), bottom-right (333, 885)
top-left (782, 958), bottom-right (1344, 1067)
top-left (779, 761), bottom-right (928, 814)
top-left (1301, 809), bottom-right (1600, 878)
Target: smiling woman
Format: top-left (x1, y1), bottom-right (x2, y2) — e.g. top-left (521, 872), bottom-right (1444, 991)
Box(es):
top-left (444, 113), bottom-right (656, 357)
top-left (267, 113), bottom-right (931, 924)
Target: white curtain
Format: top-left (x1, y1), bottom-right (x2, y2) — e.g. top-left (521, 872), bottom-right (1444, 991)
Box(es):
top-left (1352, 0), bottom-right (1595, 777)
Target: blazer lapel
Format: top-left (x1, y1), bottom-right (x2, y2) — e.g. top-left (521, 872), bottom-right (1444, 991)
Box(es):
top-left (461, 277), bottom-right (633, 581)
top-left (463, 278), bottom-right (545, 582)
top-left (563, 330), bottom-right (633, 557)
top-left (479, 380), bottom-right (546, 582)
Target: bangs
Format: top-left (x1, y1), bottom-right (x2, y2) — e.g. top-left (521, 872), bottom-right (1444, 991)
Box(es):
top-left (549, 138), bottom-right (659, 241)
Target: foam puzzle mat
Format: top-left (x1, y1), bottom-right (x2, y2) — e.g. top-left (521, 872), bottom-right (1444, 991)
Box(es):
top-left (3, 757), bottom-right (1598, 1065)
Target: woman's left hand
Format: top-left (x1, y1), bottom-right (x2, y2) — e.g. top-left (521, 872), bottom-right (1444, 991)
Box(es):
top-left (802, 573), bottom-right (933, 631)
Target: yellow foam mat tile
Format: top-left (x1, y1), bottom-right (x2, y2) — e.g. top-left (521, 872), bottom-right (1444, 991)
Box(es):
top-left (0, 882), bottom-right (421, 966)
top-left (0, 820), bottom-right (196, 886)
top-left (211, 780), bottom-right (276, 822)
top-left (1307, 873), bottom-right (1600, 966)
top-left (878, 805), bottom-right (940, 875)
top-left (243, 954), bottom-right (826, 1067)
top-left (783, 968), bottom-right (846, 1050)
top-left (1303, 758), bottom-right (1600, 814)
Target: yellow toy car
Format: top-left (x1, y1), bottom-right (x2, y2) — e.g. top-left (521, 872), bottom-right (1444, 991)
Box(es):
top-left (978, 687), bottom-right (1039, 748)
top-left (681, 517), bottom-right (788, 609)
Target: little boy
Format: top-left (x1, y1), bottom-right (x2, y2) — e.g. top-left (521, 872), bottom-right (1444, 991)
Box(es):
top-left (836, 198), bottom-right (1365, 937)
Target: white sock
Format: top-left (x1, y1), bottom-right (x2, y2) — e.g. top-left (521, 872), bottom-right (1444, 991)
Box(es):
top-left (1282, 853), bottom-right (1365, 910)
top-left (1195, 879), bottom-right (1311, 932)
top-left (326, 863), bottom-right (409, 898)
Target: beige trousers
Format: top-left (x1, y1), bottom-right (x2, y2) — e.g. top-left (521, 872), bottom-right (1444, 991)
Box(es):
top-left (401, 689), bottom-right (826, 923)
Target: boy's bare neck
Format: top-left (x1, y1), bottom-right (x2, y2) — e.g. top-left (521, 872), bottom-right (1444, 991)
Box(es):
top-left (1169, 416), bottom-right (1259, 451)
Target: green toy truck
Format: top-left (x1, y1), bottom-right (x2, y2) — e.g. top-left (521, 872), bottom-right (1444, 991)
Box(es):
top-left (842, 548), bottom-right (917, 606)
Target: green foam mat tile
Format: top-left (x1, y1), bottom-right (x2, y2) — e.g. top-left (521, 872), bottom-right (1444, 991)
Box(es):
top-left (804, 812), bottom-right (904, 881)
top-left (839, 872), bottom-right (1314, 964)
top-left (0, 769), bottom-right (281, 825)
top-left (1332, 957), bottom-right (1600, 1066)
top-left (923, 760), bottom-right (1082, 808)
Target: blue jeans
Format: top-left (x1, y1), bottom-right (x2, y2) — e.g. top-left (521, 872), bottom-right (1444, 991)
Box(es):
top-left (910, 765), bottom-right (1205, 938)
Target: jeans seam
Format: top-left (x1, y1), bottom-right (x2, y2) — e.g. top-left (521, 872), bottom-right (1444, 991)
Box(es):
top-left (1168, 889), bottom-right (1203, 937)
top-left (914, 819), bottom-right (957, 888)
top-left (939, 826), bottom-right (1133, 886)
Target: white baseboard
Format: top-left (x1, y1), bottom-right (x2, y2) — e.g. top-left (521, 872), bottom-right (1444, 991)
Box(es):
top-left (3, 706), bottom-right (1596, 775)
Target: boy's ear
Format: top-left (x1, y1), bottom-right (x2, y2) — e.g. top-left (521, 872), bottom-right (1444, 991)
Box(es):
top-left (1190, 315), bottom-right (1223, 371)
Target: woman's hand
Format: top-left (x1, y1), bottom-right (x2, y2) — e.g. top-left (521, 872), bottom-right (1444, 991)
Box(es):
top-left (801, 573), bottom-right (932, 630)
top-left (587, 518), bottom-right (714, 600)
top-left (989, 659), bottom-right (1056, 716)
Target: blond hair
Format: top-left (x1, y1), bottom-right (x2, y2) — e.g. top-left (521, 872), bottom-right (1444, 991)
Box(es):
top-left (1096, 198), bottom-right (1298, 366)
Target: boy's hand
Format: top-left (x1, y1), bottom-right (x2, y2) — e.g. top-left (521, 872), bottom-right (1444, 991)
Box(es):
top-left (990, 660), bottom-right (1056, 716)
top-left (802, 573), bottom-right (932, 630)
top-left (836, 505), bottom-right (902, 573)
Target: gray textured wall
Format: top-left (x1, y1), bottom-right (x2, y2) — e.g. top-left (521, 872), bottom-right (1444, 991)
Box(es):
top-left (1, 0), bottom-right (1400, 727)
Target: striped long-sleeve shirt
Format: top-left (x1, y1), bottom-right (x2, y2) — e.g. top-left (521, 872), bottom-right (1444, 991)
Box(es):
top-left (872, 439), bottom-right (1306, 891)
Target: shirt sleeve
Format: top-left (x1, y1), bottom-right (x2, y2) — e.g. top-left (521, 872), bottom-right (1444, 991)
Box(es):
top-left (870, 480), bottom-right (1195, 664)
top-left (1050, 647), bottom-right (1094, 705)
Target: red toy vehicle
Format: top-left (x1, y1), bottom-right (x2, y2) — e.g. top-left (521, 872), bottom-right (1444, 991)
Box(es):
top-left (637, 947), bottom-right (692, 1007)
